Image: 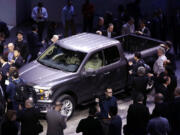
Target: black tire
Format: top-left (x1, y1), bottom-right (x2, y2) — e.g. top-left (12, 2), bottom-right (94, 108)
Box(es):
top-left (56, 94), bottom-right (75, 119)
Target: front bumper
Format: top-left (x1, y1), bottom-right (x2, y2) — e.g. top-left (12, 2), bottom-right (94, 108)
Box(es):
top-left (36, 100), bottom-right (53, 113)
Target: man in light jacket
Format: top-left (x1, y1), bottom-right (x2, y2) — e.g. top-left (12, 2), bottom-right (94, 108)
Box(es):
top-left (46, 101), bottom-right (67, 135)
top-left (153, 47), bottom-right (167, 76)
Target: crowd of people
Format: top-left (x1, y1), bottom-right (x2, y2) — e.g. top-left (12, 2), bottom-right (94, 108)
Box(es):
top-left (0, 0), bottom-right (180, 135)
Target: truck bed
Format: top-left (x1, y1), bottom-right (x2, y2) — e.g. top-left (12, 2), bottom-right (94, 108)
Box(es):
top-left (114, 34), bottom-right (164, 61)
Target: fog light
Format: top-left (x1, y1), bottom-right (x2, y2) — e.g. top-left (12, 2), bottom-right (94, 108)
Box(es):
top-left (40, 89), bottom-right (44, 93)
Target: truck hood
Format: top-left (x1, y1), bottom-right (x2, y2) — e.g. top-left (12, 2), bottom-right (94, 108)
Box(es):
top-left (19, 61), bottom-right (75, 87)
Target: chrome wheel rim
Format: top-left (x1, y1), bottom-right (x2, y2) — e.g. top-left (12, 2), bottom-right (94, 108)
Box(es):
top-left (61, 99), bottom-right (73, 117)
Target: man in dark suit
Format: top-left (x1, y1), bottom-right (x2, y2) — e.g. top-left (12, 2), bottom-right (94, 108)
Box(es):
top-left (10, 49), bottom-right (24, 69)
top-left (155, 75), bottom-right (171, 102)
top-left (132, 66), bottom-right (149, 105)
top-left (162, 41), bottom-right (176, 70)
top-left (102, 23), bottom-right (116, 38)
top-left (18, 99), bottom-right (40, 135)
top-left (27, 24), bottom-right (42, 61)
top-left (14, 31), bottom-right (29, 62)
top-left (169, 88), bottom-right (180, 135)
top-left (124, 94), bottom-right (150, 135)
top-left (136, 19), bottom-right (151, 37)
top-left (76, 106), bottom-right (103, 135)
top-left (0, 55), bottom-right (10, 77)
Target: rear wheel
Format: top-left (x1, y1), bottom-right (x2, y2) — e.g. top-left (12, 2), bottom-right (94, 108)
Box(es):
top-left (56, 94), bottom-right (75, 119)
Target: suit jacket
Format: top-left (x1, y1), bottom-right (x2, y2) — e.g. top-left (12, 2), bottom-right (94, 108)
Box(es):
top-left (127, 103), bottom-right (150, 135)
top-left (46, 110), bottom-right (67, 135)
top-left (18, 107), bottom-right (40, 135)
top-left (14, 40), bottom-right (29, 61)
top-left (1, 62), bottom-right (10, 77)
top-left (102, 30), bottom-right (116, 38)
top-left (166, 47), bottom-right (176, 70)
top-left (140, 27), bottom-right (151, 37)
top-left (76, 116), bottom-right (103, 135)
top-left (14, 56), bottom-right (24, 69)
top-left (155, 84), bottom-right (170, 102)
top-left (108, 115), bottom-right (122, 135)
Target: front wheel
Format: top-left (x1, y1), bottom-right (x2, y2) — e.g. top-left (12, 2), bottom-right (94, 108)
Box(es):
top-left (56, 94), bottom-right (75, 119)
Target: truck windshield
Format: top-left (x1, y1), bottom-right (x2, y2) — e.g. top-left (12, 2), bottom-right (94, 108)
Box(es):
top-left (38, 44), bottom-right (86, 72)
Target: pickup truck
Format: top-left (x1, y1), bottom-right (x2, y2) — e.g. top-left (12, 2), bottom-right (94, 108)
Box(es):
top-left (19, 33), bottom-right (164, 118)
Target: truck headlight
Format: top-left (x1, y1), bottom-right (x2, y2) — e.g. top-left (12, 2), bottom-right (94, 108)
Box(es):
top-left (33, 86), bottom-right (52, 100)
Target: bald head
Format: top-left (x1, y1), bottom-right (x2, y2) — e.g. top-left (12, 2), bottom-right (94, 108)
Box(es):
top-left (25, 99), bottom-right (34, 108)
top-left (155, 93), bottom-right (164, 103)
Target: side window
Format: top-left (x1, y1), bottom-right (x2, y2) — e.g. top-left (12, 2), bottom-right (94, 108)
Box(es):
top-left (84, 51), bottom-right (103, 71)
top-left (104, 46), bottom-right (120, 65)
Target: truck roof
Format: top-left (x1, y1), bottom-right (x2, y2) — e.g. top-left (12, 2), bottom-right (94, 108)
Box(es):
top-left (57, 33), bottom-right (119, 53)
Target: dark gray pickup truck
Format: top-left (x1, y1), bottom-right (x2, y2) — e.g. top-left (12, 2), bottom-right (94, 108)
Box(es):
top-left (19, 33), bottom-right (163, 117)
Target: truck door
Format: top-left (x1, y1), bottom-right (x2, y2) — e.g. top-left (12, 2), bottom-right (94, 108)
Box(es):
top-left (78, 51), bottom-right (109, 102)
top-left (102, 45), bottom-right (128, 92)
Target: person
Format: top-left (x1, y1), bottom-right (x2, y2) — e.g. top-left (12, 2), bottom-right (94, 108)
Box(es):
top-left (11, 49), bottom-right (24, 69)
top-left (61, 0), bottom-right (76, 37)
top-left (94, 17), bottom-right (105, 32)
top-left (0, 21), bottom-right (10, 38)
top-left (0, 71), bottom-right (5, 121)
top-left (136, 19), bottom-right (151, 37)
top-left (46, 22), bottom-right (58, 42)
top-left (132, 66), bottom-right (149, 105)
top-left (1, 110), bottom-right (19, 135)
top-left (82, 0), bottom-right (94, 32)
top-left (164, 66), bottom-right (177, 100)
top-left (128, 52), bottom-right (147, 76)
top-left (6, 70), bottom-right (23, 110)
top-left (0, 55), bottom-right (10, 93)
top-left (147, 106), bottom-right (170, 135)
top-left (84, 53), bottom-right (103, 71)
top-left (102, 23), bottom-right (116, 38)
top-left (163, 41), bottom-right (176, 70)
top-left (14, 31), bottom-right (29, 62)
top-left (27, 24), bottom-right (42, 61)
top-left (155, 75), bottom-right (171, 102)
top-left (0, 55), bottom-right (10, 77)
top-left (7, 43), bottom-right (15, 62)
top-left (32, 2), bottom-right (48, 40)
top-left (17, 99), bottom-right (41, 135)
top-left (124, 94), bottom-right (150, 135)
top-left (153, 47), bottom-right (167, 76)
top-left (168, 87), bottom-right (180, 135)
top-left (152, 93), bottom-right (169, 118)
top-left (117, 5), bottom-right (127, 34)
top-left (76, 106), bottom-right (104, 135)
top-left (46, 35), bottom-right (59, 49)
top-left (108, 106), bottom-right (122, 135)
top-left (121, 17), bottom-right (135, 35)
top-left (0, 32), bottom-right (5, 55)
top-left (96, 88), bottom-right (117, 118)
top-left (46, 101), bottom-right (67, 135)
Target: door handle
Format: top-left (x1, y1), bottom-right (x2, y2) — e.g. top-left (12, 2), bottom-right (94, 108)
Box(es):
top-left (104, 72), bottom-right (110, 75)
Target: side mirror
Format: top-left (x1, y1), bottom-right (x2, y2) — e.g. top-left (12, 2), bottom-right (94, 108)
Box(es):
top-left (81, 68), bottom-right (96, 77)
